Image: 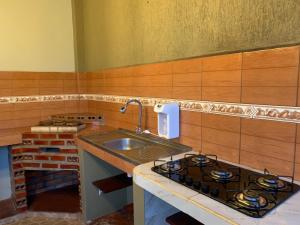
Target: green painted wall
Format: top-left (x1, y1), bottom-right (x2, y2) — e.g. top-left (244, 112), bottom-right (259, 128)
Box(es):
top-left (74, 0), bottom-right (300, 72)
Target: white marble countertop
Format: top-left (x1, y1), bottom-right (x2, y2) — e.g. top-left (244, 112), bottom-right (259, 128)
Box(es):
top-left (133, 151), bottom-right (300, 225)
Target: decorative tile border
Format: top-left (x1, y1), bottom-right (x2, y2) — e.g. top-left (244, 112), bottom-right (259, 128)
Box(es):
top-left (80, 94), bottom-right (300, 124)
top-left (1, 94), bottom-right (300, 124)
top-left (0, 94), bottom-right (80, 104)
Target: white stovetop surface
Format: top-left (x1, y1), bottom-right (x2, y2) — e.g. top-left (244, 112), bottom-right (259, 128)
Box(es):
top-left (133, 151), bottom-right (300, 225)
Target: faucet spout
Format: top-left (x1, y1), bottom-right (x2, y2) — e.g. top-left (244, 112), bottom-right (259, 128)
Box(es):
top-left (120, 99), bottom-right (143, 134)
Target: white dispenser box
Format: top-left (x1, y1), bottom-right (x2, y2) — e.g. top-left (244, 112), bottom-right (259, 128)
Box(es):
top-left (154, 103), bottom-right (179, 139)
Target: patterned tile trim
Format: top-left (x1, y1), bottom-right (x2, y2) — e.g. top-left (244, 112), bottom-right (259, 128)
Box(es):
top-left (1, 94), bottom-right (300, 124)
top-left (80, 94), bottom-right (300, 124)
top-left (0, 94), bottom-right (79, 104)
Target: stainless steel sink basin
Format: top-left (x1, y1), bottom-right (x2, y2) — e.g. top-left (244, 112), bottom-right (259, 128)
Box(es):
top-left (80, 129), bottom-right (192, 164)
top-left (102, 138), bottom-right (147, 151)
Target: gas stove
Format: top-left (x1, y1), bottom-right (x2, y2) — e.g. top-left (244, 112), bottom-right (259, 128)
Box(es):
top-left (152, 154), bottom-right (300, 218)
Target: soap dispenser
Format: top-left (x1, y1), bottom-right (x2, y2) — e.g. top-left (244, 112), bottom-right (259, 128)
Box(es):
top-left (154, 103), bottom-right (179, 139)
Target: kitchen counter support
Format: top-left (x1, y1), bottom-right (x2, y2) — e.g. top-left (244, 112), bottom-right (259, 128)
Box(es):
top-left (133, 182), bottom-right (179, 225)
top-left (79, 149), bottom-right (132, 223)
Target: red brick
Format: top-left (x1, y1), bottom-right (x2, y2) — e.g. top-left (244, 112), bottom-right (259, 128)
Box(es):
top-left (42, 163), bottom-right (58, 169)
top-left (60, 164), bottom-right (79, 170)
top-left (22, 163), bottom-right (40, 168)
top-left (50, 156), bottom-right (66, 161)
top-left (14, 178), bottom-right (25, 184)
top-left (13, 163), bottom-right (23, 169)
top-left (50, 140), bottom-right (65, 145)
top-left (22, 148), bottom-right (39, 153)
top-left (35, 155), bottom-right (49, 160)
top-left (34, 140), bottom-right (49, 145)
top-left (12, 148), bottom-right (23, 154)
top-left (58, 134), bottom-right (74, 139)
top-left (16, 192), bottom-right (27, 199)
top-left (60, 149), bottom-right (78, 154)
top-left (40, 133), bottom-right (57, 139)
top-left (22, 133), bottom-right (39, 139)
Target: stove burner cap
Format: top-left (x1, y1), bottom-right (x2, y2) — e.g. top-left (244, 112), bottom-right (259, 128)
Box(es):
top-left (191, 154), bottom-right (211, 165)
top-left (159, 162), bottom-right (182, 173)
top-left (257, 175), bottom-right (285, 190)
top-left (242, 190), bottom-right (260, 202)
top-left (210, 169), bottom-right (233, 180)
top-left (234, 189), bottom-right (268, 210)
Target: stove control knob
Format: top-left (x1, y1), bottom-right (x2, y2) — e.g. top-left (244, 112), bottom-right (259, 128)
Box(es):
top-left (193, 181), bottom-right (201, 189)
top-left (185, 176), bottom-right (193, 186)
top-left (201, 184), bottom-right (210, 193)
top-left (179, 174), bottom-right (185, 183)
top-left (210, 188), bottom-right (219, 197)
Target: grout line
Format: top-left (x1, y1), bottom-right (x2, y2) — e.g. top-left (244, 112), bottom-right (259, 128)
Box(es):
top-left (200, 60), bottom-right (203, 154)
top-left (292, 126), bottom-right (298, 178)
top-left (238, 55), bottom-right (244, 164)
top-left (291, 47), bottom-right (300, 178)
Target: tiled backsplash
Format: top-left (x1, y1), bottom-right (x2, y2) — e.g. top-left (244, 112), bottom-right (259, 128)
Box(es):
top-left (0, 72), bottom-right (86, 129)
top-left (84, 45), bottom-right (300, 180)
top-left (0, 45), bottom-right (300, 180)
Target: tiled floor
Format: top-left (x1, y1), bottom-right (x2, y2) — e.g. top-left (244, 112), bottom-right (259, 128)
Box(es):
top-left (5, 216), bottom-right (83, 225)
top-left (0, 204), bottom-right (134, 225)
top-left (90, 204), bottom-right (133, 225)
top-left (0, 212), bottom-right (82, 225)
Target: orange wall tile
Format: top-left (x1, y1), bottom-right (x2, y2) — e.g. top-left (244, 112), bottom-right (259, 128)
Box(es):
top-left (242, 87), bottom-right (297, 106)
top-left (242, 46), bottom-right (299, 69)
top-left (0, 71), bottom-right (80, 130)
top-left (242, 67), bottom-right (298, 87)
top-left (202, 53), bottom-right (242, 71)
top-left (1, 45), bottom-right (300, 180)
top-left (172, 58), bottom-right (202, 74)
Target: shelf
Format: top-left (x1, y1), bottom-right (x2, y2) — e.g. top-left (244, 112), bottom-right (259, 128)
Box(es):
top-left (92, 173), bottom-right (132, 193)
top-left (166, 212), bottom-right (204, 225)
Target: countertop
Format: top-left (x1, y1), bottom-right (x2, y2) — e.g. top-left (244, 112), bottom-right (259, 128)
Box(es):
top-left (0, 127), bottom-right (31, 146)
top-left (0, 124), bottom-right (112, 147)
top-left (133, 151), bottom-right (300, 225)
top-left (76, 126), bottom-right (191, 174)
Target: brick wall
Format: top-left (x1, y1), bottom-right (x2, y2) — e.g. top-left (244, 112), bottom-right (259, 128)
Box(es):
top-left (11, 132), bottom-right (80, 212)
top-left (25, 170), bottom-right (79, 196)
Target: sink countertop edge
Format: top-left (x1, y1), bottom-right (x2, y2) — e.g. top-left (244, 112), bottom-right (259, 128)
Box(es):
top-left (77, 138), bottom-right (136, 174)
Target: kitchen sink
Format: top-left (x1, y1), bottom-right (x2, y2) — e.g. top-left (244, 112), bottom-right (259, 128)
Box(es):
top-left (80, 129), bottom-right (192, 164)
top-left (102, 138), bottom-right (147, 151)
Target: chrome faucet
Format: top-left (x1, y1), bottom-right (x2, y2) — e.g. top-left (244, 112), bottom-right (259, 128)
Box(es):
top-left (120, 99), bottom-right (143, 134)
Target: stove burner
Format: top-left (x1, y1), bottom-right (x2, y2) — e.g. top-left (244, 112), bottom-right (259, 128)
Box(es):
top-left (152, 156), bottom-right (300, 218)
top-left (257, 175), bottom-right (286, 190)
top-left (191, 154), bottom-right (211, 165)
top-left (210, 169), bottom-right (233, 181)
top-left (159, 161), bottom-right (182, 173)
top-left (234, 189), bottom-right (268, 210)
